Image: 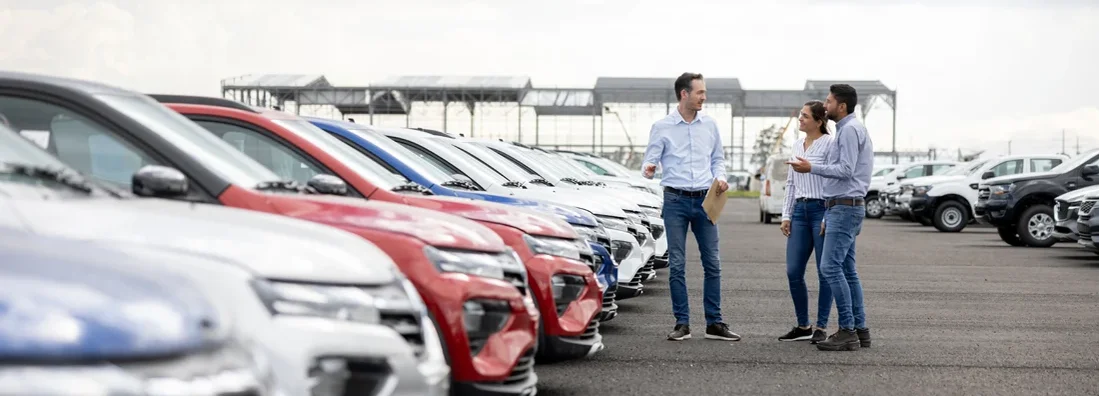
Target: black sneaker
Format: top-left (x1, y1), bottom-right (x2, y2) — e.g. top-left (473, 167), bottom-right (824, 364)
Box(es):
top-left (816, 329), bottom-right (860, 351)
top-left (810, 329), bottom-right (828, 344)
top-left (778, 326), bottom-right (813, 342)
top-left (704, 322), bottom-right (741, 341)
top-left (667, 324), bottom-right (691, 341)
top-left (857, 328), bottom-right (872, 348)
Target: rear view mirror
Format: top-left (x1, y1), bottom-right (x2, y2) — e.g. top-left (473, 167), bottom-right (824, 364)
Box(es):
top-left (132, 165), bottom-right (188, 198)
top-left (308, 174), bottom-right (348, 196)
top-left (981, 171), bottom-right (995, 180)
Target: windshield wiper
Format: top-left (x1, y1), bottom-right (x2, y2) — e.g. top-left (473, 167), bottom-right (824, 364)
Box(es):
top-left (560, 177), bottom-right (584, 185)
top-left (0, 162), bottom-right (94, 194)
top-left (441, 180), bottom-right (479, 191)
top-left (502, 181), bottom-right (528, 189)
top-left (529, 178), bottom-right (554, 187)
top-left (391, 181), bottom-right (434, 195)
top-left (255, 180), bottom-right (314, 194)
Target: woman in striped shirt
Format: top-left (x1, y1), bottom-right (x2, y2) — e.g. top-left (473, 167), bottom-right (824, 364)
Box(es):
top-left (777, 100), bottom-right (836, 343)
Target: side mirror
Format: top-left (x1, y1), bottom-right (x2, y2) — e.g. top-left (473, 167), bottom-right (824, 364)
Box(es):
top-left (981, 171), bottom-right (995, 180)
top-left (132, 165), bottom-right (188, 198)
top-left (895, 175), bottom-right (907, 180)
top-left (308, 174), bottom-right (348, 196)
top-left (1082, 164), bottom-right (1099, 177)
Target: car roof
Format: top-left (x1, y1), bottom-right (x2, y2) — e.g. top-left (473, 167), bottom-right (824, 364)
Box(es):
top-left (0, 70), bottom-right (138, 97)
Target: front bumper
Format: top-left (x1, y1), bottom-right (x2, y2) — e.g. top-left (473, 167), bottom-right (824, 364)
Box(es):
top-left (266, 316), bottom-right (449, 396)
top-left (607, 228), bottom-right (645, 299)
top-left (648, 215), bottom-right (668, 266)
top-left (909, 195), bottom-right (931, 218)
top-left (520, 252), bottom-right (604, 361)
top-left (591, 244), bottom-right (618, 322)
top-left (975, 198), bottom-right (1012, 226)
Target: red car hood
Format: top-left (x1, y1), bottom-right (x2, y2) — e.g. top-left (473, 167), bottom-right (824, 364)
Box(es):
top-left (407, 195), bottom-right (578, 239)
top-left (266, 193), bottom-right (507, 252)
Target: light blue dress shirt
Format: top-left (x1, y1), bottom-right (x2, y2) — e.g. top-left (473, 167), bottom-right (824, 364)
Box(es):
top-left (809, 113), bottom-right (874, 199)
top-left (641, 110), bottom-right (725, 191)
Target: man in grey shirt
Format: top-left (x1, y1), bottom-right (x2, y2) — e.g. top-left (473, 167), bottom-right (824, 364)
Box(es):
top-left (786, 83), bottom-right (874, 351)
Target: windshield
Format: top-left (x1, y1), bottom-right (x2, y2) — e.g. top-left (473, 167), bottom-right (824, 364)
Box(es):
top-left (957, 160), bottom-right (990, 176)
top-left (428, 139), bottom-right (511, 185)
top-left (0, 125), bottom-right (112, 196)
top-left (273, 120), bottom-right (405, 189)
top-left (591, 156), bottom-right (633, 177)
top-left (347, 128), bottom-right (453, 183)
top-left (872, 167), bottom-right (894, 177)
top-left (1049, 149), bottom-right (1099, 174)
top-left (94, 94), bottom-right (279, 186)
top-left (529, 150), bottom-right (590, 181)
top-left (450, 141), bottom-right (534, 182)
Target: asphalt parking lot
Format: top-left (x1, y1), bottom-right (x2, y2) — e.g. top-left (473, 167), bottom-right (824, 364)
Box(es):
top-left (537, 198), bottom-right (1099, 395)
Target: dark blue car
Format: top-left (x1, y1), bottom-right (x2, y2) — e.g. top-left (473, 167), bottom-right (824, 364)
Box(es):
top-left (308, 117), bottom-right (621, 320)
top-left (0, 228), bottom-right (269, 395)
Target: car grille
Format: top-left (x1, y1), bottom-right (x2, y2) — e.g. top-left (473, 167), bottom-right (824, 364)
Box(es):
top-left (602, 287), bottom-right (616, 310)
top-left (1078, 212), bottom-right (1092, 240)
top-left (596, 235), bottom-right (612, 254)
top-left (503, 269), bottom-right (528, 297)
top-left (498, 348), bottom-right (535, 387)
top-left (627, 226), bottom-right (645, 244)
top-left (579, 250), bottom-right (599, 273)
top-left (978, 187), bottom-right (990, 200)
top-left (1055, 200), bottom-right (1068, 222)
top-left (379, 310), bottom-right (425, 359)
top-left (1080, 200), bottom-right (1096, 216)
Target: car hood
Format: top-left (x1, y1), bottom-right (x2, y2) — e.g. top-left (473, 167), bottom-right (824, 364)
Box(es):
top-left (0, 184), bottom-right (401, 285)
top-left (410, 194), bottom-right (579, 239)
top-left (984, 171), bottom-right (1060, 185)
top-left (268, 193), bottom-right (508, 252)
top-left (0, 230), bottom-right (221, 360)
top-left (466, 191), bottom-right (598, 227)
top-left (902, 175), bottom-right (965, 186)
top-left (503, 186), bottom-right (629, 219)
top-left (1057, 185), bottom-right (1099, 202)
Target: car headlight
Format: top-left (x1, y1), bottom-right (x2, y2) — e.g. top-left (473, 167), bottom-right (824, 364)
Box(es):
top-left (423, 246), bottom-right (508, 280)
top-left (251, 279), bottom-right (414, 324)
top-left (597, 216), bottom-right (629, 232)
top-left (523, 234), bottom-right (590, 262)
top-left (913, 185), bottom-right (932, 195)
top-left (572, 224), bottom-right (609, 243)
top-left (639, 205), bottom-right (661, 218)
top-left (989, 183), bottom-right (1014, 196)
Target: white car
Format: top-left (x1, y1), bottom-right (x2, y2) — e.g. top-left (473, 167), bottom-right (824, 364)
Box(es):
top-left (758, 153), bottom-right (790, 224)
top-left (868, 160), bottom-right (959, 219)
top-left (903, 154), bottom-right (1068, 232)
top-left (558, 151), bottom-right (662, 195)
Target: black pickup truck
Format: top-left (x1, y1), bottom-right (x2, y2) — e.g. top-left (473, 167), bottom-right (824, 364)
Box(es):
top-left (975, 149), bottom-right (1099, 247)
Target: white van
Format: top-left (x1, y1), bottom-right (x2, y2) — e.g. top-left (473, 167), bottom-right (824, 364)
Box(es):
top-left (758, 153), bottom-right (791, 223)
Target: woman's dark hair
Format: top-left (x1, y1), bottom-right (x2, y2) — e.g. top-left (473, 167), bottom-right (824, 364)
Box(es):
top-left (804, 100), bottom-right (829, 135)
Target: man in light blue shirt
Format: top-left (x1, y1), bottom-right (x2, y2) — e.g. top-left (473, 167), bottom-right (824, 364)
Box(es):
top-left (787, 83), bottom-right (874, 351)
top-left (641, 72), bottom-right (738, 342)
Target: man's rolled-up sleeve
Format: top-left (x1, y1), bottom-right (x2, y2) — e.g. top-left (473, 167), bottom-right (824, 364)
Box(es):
top-left (641, 123), bottom-right (664, 178)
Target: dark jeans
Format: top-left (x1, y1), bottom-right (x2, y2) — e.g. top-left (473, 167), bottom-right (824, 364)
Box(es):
top-left (820, 203), bottom-right (867, 330)
top-left (786, 199), bottom-right (833, 328)
top-left (663, 190), bottom-right (723, 326)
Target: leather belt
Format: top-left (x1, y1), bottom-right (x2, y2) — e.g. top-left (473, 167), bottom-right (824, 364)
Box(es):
top-left (796, 197), bottom-right (824, 202)
top-left (826, 198), bottom-right (865, 208)
top-left (664, 186), bottom-right (708, 198)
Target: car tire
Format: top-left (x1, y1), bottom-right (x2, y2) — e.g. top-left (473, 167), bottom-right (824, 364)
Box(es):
top-left (1016, 204), bottom-right (1057, 248)
top-left (759, 209), bottom-right (765, 223)
top-left (865, 194), bottom-right (884, 219)
top-left (997, 225), bottom-right (1025, 246)
top-left (764, 211), bottom-right (772, 224)
top-left (899, 211), bottom-right (912, 221)
top-left (933, 201), bottom-right (968, 232)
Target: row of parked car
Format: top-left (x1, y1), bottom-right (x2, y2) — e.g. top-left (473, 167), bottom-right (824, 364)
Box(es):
top-left (855, 148), bottom-right (1099, 251)
top-left (0, 70), bottom-right (670, 396)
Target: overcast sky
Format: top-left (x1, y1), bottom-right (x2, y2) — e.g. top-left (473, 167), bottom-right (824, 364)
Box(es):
top-left (1, 0), bottom-right (1096, 161)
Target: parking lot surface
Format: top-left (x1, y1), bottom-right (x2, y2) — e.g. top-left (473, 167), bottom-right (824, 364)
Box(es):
top-left (536, 198), bottom-right (1099, 395)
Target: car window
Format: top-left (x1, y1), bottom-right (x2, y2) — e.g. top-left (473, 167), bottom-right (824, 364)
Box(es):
top-left (391, 138), bottom-right (483, 189)
top-left (903, 166), bottom-right (925, 179)
top-left (931, 164), bottom-right (955, 175)
top-left (872, 168), bottom-right (894, 177)
top-left (0, 96), bottom-right (161, 189)
top-left (194, 120), bottom-right (325, 186)
top-left (576, 159), bottom-right (613, 176)
top-left (1030, 158), bottom-right (1061, 173)
top-left (990, 159), bottom-right (1024, 177)
top-left (448, 144), bottom-right (511, 184)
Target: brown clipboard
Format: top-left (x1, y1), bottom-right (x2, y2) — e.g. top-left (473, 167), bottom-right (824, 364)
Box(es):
top-left (701, 178), bottom-right (727, 224)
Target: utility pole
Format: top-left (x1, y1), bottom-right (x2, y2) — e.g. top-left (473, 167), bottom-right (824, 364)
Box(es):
top-left (1062, 129), bottom-right (1066, 155)
top-left (1077, 135), bottom-right (1080, 155)
top-left (1008, 140), bottom-right (1012, 155)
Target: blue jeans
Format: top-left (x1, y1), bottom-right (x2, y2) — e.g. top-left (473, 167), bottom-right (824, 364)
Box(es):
top-left (820, 203), bottom-right (867, 330)
top-left (662, 190), bottom-right (723, 326)
top-left (786, 199), bottom-right (832, 329)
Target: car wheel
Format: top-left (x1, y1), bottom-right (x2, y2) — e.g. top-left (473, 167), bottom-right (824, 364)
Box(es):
top-left (759, 209), bottom-right (765, 223)
top-left (1016, 204), bottom-right (1057, 248)
top-left (933, 201), bottom-right (968, 232)
top-left (997, 226), bottom-right (1025, 246)
top-left (865, 195), bottom-right (883, 218)
top-left (764, 211), bottom-right (772, 224)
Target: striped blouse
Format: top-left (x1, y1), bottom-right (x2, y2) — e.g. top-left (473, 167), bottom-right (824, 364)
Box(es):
top-left (781, 134), bottom-right (835, 221)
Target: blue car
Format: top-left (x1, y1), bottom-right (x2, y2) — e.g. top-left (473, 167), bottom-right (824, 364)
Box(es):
top-left (0, 228), bottom-right (270, 395)
top-left (309, 117), bottom-right (622, 319)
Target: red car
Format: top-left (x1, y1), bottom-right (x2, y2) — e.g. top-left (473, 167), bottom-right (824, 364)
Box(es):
top-left (0, 73), bottom-right (539, 396)
top-left (153, 95), bottom-right (606, 363)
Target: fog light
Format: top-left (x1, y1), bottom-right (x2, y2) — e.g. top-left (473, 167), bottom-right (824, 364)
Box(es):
top-left (551, 274), bottom-right (587, 316)
top-left (462, 300), bottom-right (511, 356)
